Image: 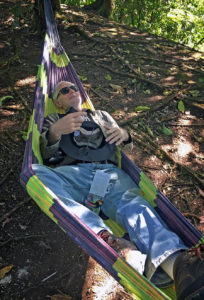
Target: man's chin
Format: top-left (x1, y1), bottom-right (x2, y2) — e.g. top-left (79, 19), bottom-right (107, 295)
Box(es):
top-left (69, 100), bottom-right (82, 111)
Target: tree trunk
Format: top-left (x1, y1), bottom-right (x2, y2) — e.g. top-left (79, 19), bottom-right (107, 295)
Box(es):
top-left (85, 0), bottom-right (115, 19)
top-left (33, 0), bottom-right (60, 32)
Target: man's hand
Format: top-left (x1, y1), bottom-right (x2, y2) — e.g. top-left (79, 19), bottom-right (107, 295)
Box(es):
top-left (48, 111), bottom-right (87, 145)
top-left (105, 126), bottom-right (129, 146)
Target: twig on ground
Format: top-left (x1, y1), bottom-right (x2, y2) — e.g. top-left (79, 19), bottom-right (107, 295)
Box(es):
top-left (183, 213), bottom-right (204, 222)
top-left (11, 266), bottom-right (78, 297)
top-left (0, 156), bottom-right (22, 187)
top-left (0, 197), bottom-right (31, 223)
top-left (90, 87), bottom-right (110, 101)
top-left (0, 234), bottom-right (44, 248)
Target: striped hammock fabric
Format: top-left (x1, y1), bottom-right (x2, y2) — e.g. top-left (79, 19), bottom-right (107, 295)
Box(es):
top-left (20, 0), bottom-right (203, 299)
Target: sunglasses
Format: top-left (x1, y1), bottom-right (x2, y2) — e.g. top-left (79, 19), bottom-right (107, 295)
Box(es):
top-left (57, 85), bottom-right (79, 99)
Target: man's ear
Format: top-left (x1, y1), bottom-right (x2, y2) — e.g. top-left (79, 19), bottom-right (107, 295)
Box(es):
top-left (55, 98), bottom-right (62, 108)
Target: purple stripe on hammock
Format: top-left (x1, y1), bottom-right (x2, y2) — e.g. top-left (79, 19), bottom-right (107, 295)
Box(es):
top-left (155, 196), bottom-right (202, 246)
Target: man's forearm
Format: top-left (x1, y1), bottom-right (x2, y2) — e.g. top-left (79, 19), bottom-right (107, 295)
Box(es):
top-left (47, 123), bottom-right (61, 145)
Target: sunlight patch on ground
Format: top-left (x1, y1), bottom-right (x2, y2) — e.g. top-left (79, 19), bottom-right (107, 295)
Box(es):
top-left (191, 53), bottom-right (204, 60)
top-left (162, 136), bottom-right (193, 162)
top-left (150, 155), bottom-right (157, 162)
top-left (0, 120), bottom-right (15, 132)
top-left (161, 76), bottom-right (178, 86)
top-left (177, 141), bottom-right (192, 157)
top-left (2, 15), bottom-right (14, 26)
top-left (130, 32), bottom-right (148, 36)
top-left (144, 95), bottom-right (164, 102)
top-left (92, 275), bottom-right (118, 300)
top-left (178, 118), bottom-right (192, 125)
top-left (99, 27), bottom-right (120, 37)
top-left (15, 76), bottom-right (36, 87)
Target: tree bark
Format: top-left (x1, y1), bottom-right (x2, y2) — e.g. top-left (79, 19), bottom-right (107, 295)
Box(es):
top-left (85, 0), bottom-right (115, 18)
top-left (33, 0), bottom-right (60, 32)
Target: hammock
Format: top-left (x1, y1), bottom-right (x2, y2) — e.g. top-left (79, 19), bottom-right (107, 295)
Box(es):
top-left (20, 0), bottom-right (203, 299)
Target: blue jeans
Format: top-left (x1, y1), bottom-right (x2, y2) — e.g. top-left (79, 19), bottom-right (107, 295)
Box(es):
top-left (32, 163), bottom-right (186, 285)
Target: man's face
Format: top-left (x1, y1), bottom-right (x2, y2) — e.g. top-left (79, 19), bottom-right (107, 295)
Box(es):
top-left (55, 82), bottom-right (82, 111)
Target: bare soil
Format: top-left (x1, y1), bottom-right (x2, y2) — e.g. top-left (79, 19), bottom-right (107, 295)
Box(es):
top-left (0, 1), bottom-right (203, 299)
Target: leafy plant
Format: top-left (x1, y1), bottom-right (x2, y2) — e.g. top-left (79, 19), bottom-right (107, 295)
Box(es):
top-left (62, 0), bottom-right (204, 51)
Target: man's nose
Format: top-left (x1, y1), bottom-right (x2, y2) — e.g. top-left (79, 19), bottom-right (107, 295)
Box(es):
top-left (69, 88), bottom-right (76, 95)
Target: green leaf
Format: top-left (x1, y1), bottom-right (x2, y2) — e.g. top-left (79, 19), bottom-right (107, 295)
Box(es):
top-left (20, 130), bottom-right (28, 141)
top-left (0, 95), bottom-right (13, 106)
top-left (189, 90), bottom-right (199, 97)
top-left (144, 89), bottom-right (151, 95)
top-left (162, 124), bottom-right (173, 136)
top-left (178, 100), bottom-right (185, 113)
top-left (105, 74), bottom-right (112, 81)
top-left (134, 106), bottom-right (150, 111)
top-left (78, 74), bottom-right (87, 81)
top-left (163, 90), bottom-right (172, 96)
top-left (146, 125), bottom-right (154, 137)
top-left (131, 79), bottom-right (137, 83)
top-left (138, 121), bottom-right (146, 130)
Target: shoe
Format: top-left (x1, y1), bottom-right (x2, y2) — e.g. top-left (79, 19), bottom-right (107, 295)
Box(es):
top-left (99, 230), bottom-right (146, 275)
top-left (173, 243), bottom-right (204, 300)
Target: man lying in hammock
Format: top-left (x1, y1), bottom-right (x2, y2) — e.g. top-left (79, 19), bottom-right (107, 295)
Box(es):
top-left (33, 80), bottom-right (204, 300)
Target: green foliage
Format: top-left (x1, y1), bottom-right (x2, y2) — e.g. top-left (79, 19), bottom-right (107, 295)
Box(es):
top-left (134, 106), bottom-right (150, 111)
top-left (105, 74), bottom-right (112, 80)
top-left (178, 100), bottom-right (185, 113)
top-left (61, 0), bottom-right (204, 51)
top-left (20, 130), bottom-right (28, 142)
top-left (114, 0), bottom-right (204, 51)
top-left (189, 90), bottom-right (199, 97)
top-left (63, 0), bottom-right (93, 6)
top-left (0, 96), bottom-right (13, 106)
top-left (146, 125), bottom-right (154, 137)
top-left (78, 74), bottom-right (88, 81)
top-left (162, 124), bottom-right (173, 136)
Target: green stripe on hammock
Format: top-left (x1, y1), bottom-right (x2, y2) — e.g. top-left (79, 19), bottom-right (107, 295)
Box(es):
top-left (139, 172), bottom-right (157, 207)
top-left (113, 257), bottom-right (171, 300)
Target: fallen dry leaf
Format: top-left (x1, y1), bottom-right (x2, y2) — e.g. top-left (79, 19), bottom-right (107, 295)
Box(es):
top-left (0, 265), bottom-right (13, 279)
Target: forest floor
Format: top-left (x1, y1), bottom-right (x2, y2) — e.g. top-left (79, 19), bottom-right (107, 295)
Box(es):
top-left (0, 1), bottom-right (204, 299)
